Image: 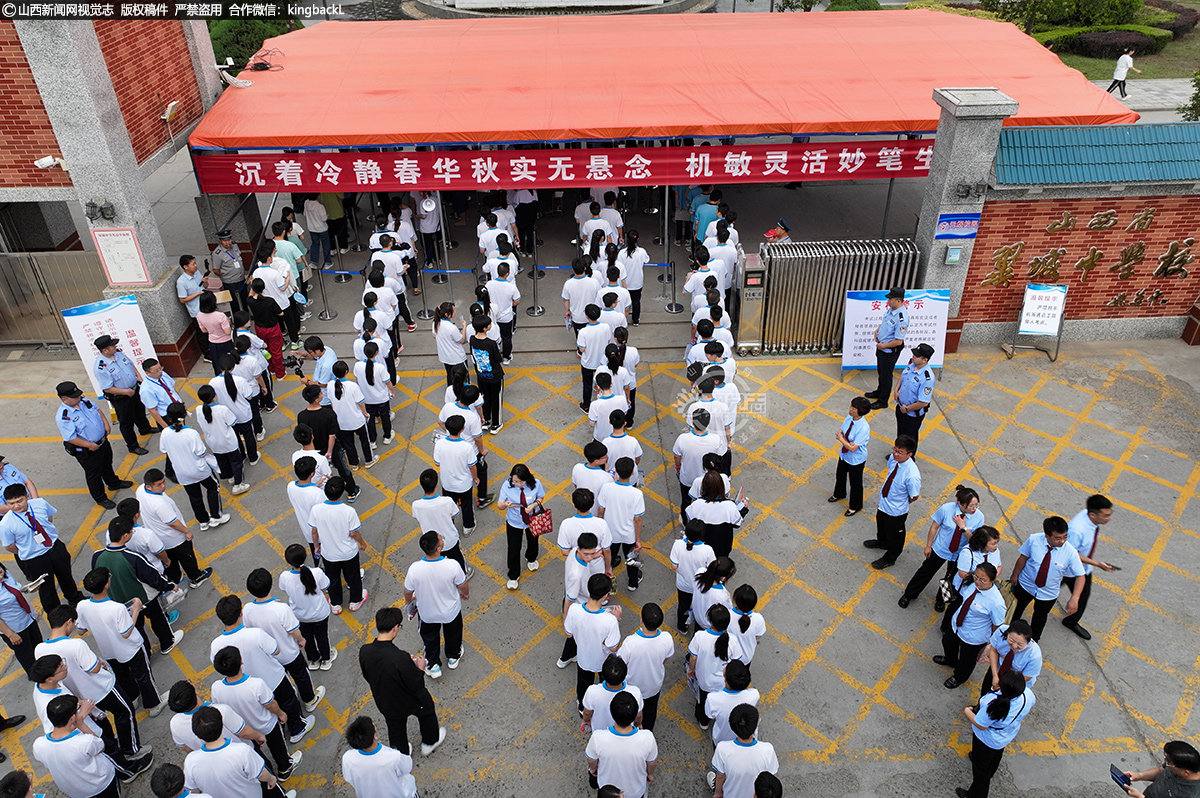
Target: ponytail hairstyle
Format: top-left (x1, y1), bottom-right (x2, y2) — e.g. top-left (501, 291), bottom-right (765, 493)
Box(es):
top-left (734, 584), bottom-right (758, 634)
top-left (955, 484), bottom-right (980, 510)
top-left (625, 229), bottom-right (639, 257)
top-left (588, 230), bottom-right (604, 267)
top-left (604, 343), bottom-right (622, 376)
top-left (284, 543), bottom-right (318, 596)
top-left (696, 556), bottom-right (736, 593)
top-left (165, 401), bottom-right (187, 432)
top-left (197, 384), bottom-right (217, 425)
top-left (363, 342), bottom-right (379, 386)
top-left (684, 519), bottom-right (705, 551)
top-left (449, 363), bottom-right (470, 403)
top-left (218, 354), bottom-right (239, 401)
top-left (362, 292), bottom-right (376, 328)
top-left (605, 243), bottom-right (619, 269)
top-left (474, 284), bottom-right (491, 309)
top-left (969, 525), bottom-right (1002, 552)
top-left (707, 604), bottom-right (732, 661)
top-left (332, 360), bottom-right (349, 400)
top-left (360, 317), bottom-right (378, 343)
top-left (986, 669), bottom-right (1027, 721)
top-left (434, 302), bottom-right (454, 332)
top-left (613, 326), bottom-right (629, 367)
top-left (234, 334), bottom-right (251, 357)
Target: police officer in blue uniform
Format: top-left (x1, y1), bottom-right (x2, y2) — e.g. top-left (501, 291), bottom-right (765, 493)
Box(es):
top-left (894, 343), bottom-right (937, 453)
top-left (865, 287), bottom-right (908, 410)
top-left (93, 335), bottom-right (153, 456)
top-left (54, 381), bottom-right (133, 510)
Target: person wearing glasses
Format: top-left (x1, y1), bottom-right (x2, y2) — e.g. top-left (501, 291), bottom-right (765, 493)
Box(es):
top-left (935, 563), bottom-right (1005, 689)
top-left (1120, 741), bottom-right (1200, 798)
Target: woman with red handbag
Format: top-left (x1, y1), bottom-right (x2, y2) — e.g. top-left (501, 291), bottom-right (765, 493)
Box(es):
top-left (496, 464), bottom-right (548, 590)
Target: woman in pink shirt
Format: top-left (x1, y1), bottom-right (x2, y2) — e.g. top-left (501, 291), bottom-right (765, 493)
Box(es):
top-left (196, 292), bottom-right (233, 375)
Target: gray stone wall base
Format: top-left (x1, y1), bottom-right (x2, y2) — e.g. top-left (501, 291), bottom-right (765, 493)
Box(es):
top-left (962, 316), bottom-right (1187, 345)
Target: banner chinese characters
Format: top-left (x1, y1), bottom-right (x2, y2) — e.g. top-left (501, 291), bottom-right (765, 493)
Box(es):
top-left (62, 295), bottom-right (158, 400)
top-left (192, 140), bottom-right (935, 193)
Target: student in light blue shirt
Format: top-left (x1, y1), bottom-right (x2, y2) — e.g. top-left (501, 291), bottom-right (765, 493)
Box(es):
top-left (829, 397), bottom-right (872, 517)
top-left (863, 435), bottom-right (920, 570)
top-left (960, 670), bottom-right (1035, 798)
top-left (302, 336), bottom-right (338, 406)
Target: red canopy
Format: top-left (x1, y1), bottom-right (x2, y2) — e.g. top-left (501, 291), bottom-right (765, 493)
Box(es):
top-left (188, 11), bottom-right (1137, 150)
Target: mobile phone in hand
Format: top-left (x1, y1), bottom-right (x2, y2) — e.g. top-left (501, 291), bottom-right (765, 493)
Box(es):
top-left (1110, 764), bottom-right (1131, 788)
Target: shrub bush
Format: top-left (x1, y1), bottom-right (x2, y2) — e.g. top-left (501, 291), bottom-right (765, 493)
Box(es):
top-left (1034, 23), bottom-right (1172, 54)
top-left (1144, 0), bottom-right (1200, 37)
top-left (208, 20), bottom-right (291, 69)
top-left (903, 1), bottom-right (1003, 20)
top-left (827, 0), bottom-right (882, 10)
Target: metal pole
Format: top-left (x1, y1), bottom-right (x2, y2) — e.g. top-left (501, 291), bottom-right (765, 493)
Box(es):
top-left (415, 266), bottom-right (434, 320)
top-left (881, 177), bottom-right (896, 239)
top-left (666, 260), bottom-right (683, 314)
top-left (433, 190), bottom-right (451, 285)
top-left (525, 249), bottom-right (545, 318)
top-left (315, 267), bottom-right (337, 321)
top-left (348, 193), bottom-right (366, 252)
top-left (528, 221), bottom-right (545, 279)
top-left (659, 184), bottom-right (673, 287)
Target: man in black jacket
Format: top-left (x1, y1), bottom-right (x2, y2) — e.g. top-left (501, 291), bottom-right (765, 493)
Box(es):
top-left (92, 516), bottom-right (184, 655)
top-left (358, 607), bottom-right (445, 756)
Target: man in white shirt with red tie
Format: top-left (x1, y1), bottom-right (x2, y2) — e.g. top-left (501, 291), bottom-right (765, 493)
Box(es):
top-left (1061, 494), bottom-right (1117, 641)
top-left (138, 359), bottom-right (180, 431)
top-left (1008, 515), bottom-right (1086, 642)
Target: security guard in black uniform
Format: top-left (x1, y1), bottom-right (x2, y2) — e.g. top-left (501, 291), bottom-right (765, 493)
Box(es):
top-left (894, 343), bottom-right (937, 453)
top-left (54, 381), bottom-right (132, 510)
top-left (93, 334), bottom-right (153, 455)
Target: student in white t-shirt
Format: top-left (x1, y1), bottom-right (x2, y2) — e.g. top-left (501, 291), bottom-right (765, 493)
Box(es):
top-left (76, 568), bottom-right (167, 717)
top-left (583, 654), bottom-right (643, 735)
top-left (673, 410), bottom-right (725, 524)
top-left (585, 692), bottom-right (657, 798)
top-left (354, 342), bottom-right (395, 447)
top-left (244, 569), bottom-right (325, 716)
top-left (309, 477), bottom-right (368, 614)
top-left (576, 306), bottom-right (613, 412)
top-left (671, 520), bottom-right (717, 633)
top-left (688, 604), bottom-right (746, 730)
top-left (692, 557), bottom-right (737, 633)
top-left (616, 602), bottom-right (675, 733)
top-left (403, 532), bottom-right (469, 679)
top-left (711, 705), bottom-right (778, 798)
top-left (341, 715), bottom-right (417, 798)
top-left (183, 705), bottom-right (293, 798)
top-left (196, 385), bottom-right (249, 494)
top-left (602, 411), bottom-right (643, 485)
top-left (280, 544), bottom-right (334, 671)
top-left (596, 457), bottom-right (645, 591)
top-left (432, 415), bottom-right (480, 533)
top-left (411, 468), bottom-right (471, 579)
top-left (166, 679), bottom-right (264, 753)
top-left (33, 693), bottom-right (151, 798)
top-left (210, 647), bottom-right (301, 781)
top-left (562, 574), bottom-right (622, 712)
top-left (589, 373), bottom-right (629, 444)
top-left (149, 763), bottom-right (217, 798)
top-left (286, 457), bottom-right (326, 567)
top-left (557, 489), bottom-right (614, 577)
top-left (329, 361), bottom-right (375, 470)
top-left (291, 426), bottom-right (332, 488)
top-left (730, 585), bottom-right (767, 664)
top-left (704, 660), bottom-right (760, 747)
top-left (563, 533), bottom-right (606, 611)
top-left (573, 442), bottom-right (614, 498)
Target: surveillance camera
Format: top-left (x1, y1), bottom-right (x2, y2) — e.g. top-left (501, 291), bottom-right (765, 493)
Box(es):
top-left (34, 156), bottom-right (57, 169)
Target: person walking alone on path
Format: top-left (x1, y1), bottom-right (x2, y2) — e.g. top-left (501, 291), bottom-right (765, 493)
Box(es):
top-left (1106, 48), bottom-right (1141, 98)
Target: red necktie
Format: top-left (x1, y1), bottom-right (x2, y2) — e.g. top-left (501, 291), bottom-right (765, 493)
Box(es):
top-left (1088, 526), bottom-right (1099, 559)
top-left (956, 589), bottom-right (977, 627)
top-left (949, 519), bottom-right (965, 554)
top-left (3, 581), bottom-right (30, 615)
top-left (1034, 548), bottom-right (1053, 588)
top-left (881, 465), bottom-right (897, 498)
top-left (997, 648), bottom-right (1015, 678)
top-left (27, 513), bottom-right (51, 549)
top-left (841, 421), bottom-right (853, 454)
top-left (157, 378), bottom-right (179, 403)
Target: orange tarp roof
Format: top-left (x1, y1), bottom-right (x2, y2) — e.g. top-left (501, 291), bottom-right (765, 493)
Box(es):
top-left (188, 11), bottom-right (1137, 150)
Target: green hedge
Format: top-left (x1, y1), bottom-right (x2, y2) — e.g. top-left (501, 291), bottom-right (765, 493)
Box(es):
top-left (827, 0), bottom-right (882, 10)
top-left (1034, 22), bottom-right (1173, 54)
top-left (903, 1), bottom-right (1003, 20)
top-left (208, 20), bottom-right (291, 69)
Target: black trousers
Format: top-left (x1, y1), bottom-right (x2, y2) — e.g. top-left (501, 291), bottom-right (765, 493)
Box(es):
top-left (234, 420), bottom-right (258, 463)
top-left (299, 618), bottom-right (330, 663)
top-left (282, 301), bottom-right (302, 344)
top-left (641, 692), bottom-right (660, 731)
top-left (941, 628), bottom-right (985, 683)
top-left (324, 554), bottom-right (364, 608)
top-left (109, 392), bottom-right (151, 451)
top-left (421, 230), bottom-right (440, 266)
top-left (182, 477), bottom-right (222, 524)
top-left (576, 664), bottom-right (598, 707)
top-left (17, 540), bottom-right (84, 613)
top-left (395, 293), bottom-right (415, 326)
top-left (701, 523), bottom-right (735, 560)
top-left (677, 589), bottom-right (693, 630)
top-left (72, 439), bottom-right (122, 505)
top-left (875, 511), bottom-right (908, 565)
top-left (1010, 582), bottom-right (1056, 641)
top-left (419, 612), bottom-right (464, 668)
top-left (284, 651), bottom-right (316, 703)
top-left (1106, 78), bottom-right (1127, 97)
top-left (134, 594), bottom-right (174, 653)
top-left (260, 721), bottom-right (292, 774)
top-left (94, 713), bottom-right (140, 777)
top-left (480, 380), bottom-right (503, 428)
top-left (874, 347), bottom-right (902, 399)
top-left (109, 648), bottom-right (161, 709)
top-left (365, 401), bottom-right (393, 443)
top-left (1061, 573), bottom-right (1092, 626)
top-left (516, 202), bottom-right (537, 253)
top-left (581, 366), bottom-right (595, 409)
top-left (446, 489), bottom-right (475, 530)
top-left (337, 426), bottom-right (373, 467)
top-left (627, 387), bottom-right (638, 428)
top-left (1, 618), bottom-right (41, 675)
top-left (833, 459), bottom-right (866, 511)
top-left (613, 541), bottom-right (642, 588)
top-left (497, 321), bottom-right (514, 360)
top-left (88, 777), bottom-right (121, 798)
top-left (896, 407), bottom-right (927, 453)
top-left (967, 735), bottom-right (1005, 798)
top-left (272, 676), bottom-right (305, 737)
top-left (506, 523), bottom-right (538, 580)
top-left (165, 540), bottom-right (204, 584)
top-left (380, 700), bottom-right (440, 754)
top-left (903, 554), bottom-right (954, 601)
top-left (629, 288), bottom-right (642, 325)
top-left (695, 688), bottom-right (709, 724)
top-left (215, 448), bottom-right (245, 485)
top-left (679, 481), bottom-right (694, 526)
top-left (96, 686), bottom-right (142, 756)
top-left (193, 319), bottom-right (210, 359)
top-left (331, 442), bottom-right (360, 497)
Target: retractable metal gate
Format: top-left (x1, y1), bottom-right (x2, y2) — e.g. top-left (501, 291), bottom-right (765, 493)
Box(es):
top-left (756, 239), bottom-right (920, 355)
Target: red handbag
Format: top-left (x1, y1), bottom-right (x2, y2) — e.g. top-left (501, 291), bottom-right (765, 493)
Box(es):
top-left (520, 487), bottom-right (553, 537)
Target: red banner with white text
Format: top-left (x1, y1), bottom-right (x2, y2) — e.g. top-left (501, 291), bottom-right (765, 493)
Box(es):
top-left (192, 141), bottom-right (934, 194)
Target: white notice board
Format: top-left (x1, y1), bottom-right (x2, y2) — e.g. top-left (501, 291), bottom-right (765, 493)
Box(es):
top-left (90, 227), bottom-right (151, 286)
top-left (1017, 284), bottom-right (1067, 335)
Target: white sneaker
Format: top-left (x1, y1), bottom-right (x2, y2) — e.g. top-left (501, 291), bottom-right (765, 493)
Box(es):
top-left (526, 560), bottom-right (539, 572)
top-left (161, 629), bottom-right (185, 655)
top-left (707, 771), bottom-right (717, 789)
top-left (349, 590), bottom-right (369, 611)
top-left (255, 430), bottom-right (265, 442)
top-left (448, 654), bottom-right (461, 669)
top-left (303, 685), bottom-right (326, 713)
top-left (307, 660), bottom-right (320, 671)
top-left (288, 715), bottom-right (315, 743)
top-left (209, 513), bottom-right (231, 527)
top-left (331, 604), bottom-right (342, 615)
top-left (148, 691), bottom-right (170, 717)
top-left (369, 439), bottom-right (377, 449)
top-left (320, 648), bottom-right (338, 670)
top-left (556, 654), bottom-right (577, 669)
top-left (425, 664), bottom-right (442, 679)
top-left (506, 579), bottom-right (519, 590)
top-left (231, 483), bottom-right (251, 495)
top-left (382, 434), bottom-right (394, 444)
top-left (300, 311), bottom-right (312, 321)
top-left (463, 526), bottom-right (475, 537)
top-left (198, 522), bottom-right (209, 531)
top-left (364, 457), bottom-right (377, 469)
top-left (464, 566), bottom-right (475, 581)
top-left (280, 750), bottom-right (303, 780)
top-left (420, 726), bottom-right (447, 756)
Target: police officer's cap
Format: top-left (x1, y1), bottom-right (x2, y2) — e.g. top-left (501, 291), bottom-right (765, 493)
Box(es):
top-left (886, 287), bottom-right (905, 300)
top-left (94, 334), bottom-right (119, 351)
top-left (216, 229), bottom-right (233, 240)
top-left (56, 381), bottom-right (84, 398)
top-left (912, 343), bottom-right (935, 359)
